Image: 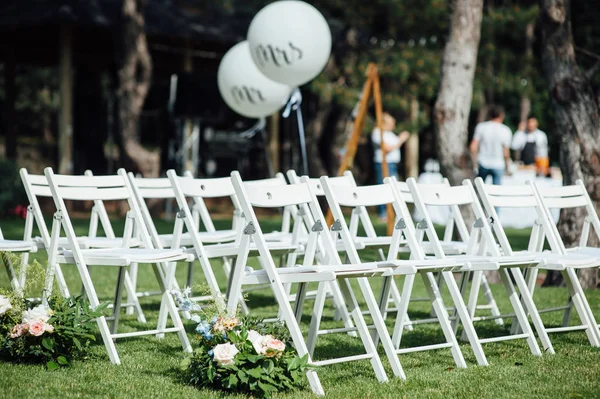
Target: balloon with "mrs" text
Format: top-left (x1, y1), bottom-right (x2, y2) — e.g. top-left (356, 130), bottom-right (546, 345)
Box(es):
top-left (218, 41), bottom-right (292, 118)
top-left (247, 1), bottom-right (332, 87)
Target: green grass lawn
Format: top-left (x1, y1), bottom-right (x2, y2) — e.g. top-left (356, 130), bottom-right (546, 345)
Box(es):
top-left (0, 217), bottom-right (599, 398)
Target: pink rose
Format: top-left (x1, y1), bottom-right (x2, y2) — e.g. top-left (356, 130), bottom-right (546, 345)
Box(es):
top-left (9, 323), bottom-right (28, 338)
top-left (28, 321), bottom-right (46, 337)
top-left (263, 338), bottom-right (285, 358)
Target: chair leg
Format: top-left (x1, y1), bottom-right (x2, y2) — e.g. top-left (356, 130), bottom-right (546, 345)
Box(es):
top-left (111, 266), bottom-right (127, 334)
top-left (123, 271), bottom-right (146, 323)
top-left (499, 268), bottom-right (541, 356)
top-left (372, 275), bottom-right (394, 344)
top-left (462, 270), bottom-right (483, 342)
top-left (509, 268), bottom-right (554, 354)
top-left (391, 274), bottom-right (415, 349)
top-left (294, 282), bottom-right (308, 322)
top-left (562, 268), bottom-right (600, 346)
top-left (151, 263), bottom-right (192, 353)
top-left (355, 278), bottom-right (406, 380)
top-left (442, 271), bottom-right (488, 366)
top-left (125, 262), bottom-right (138, 316)
top-left (327, 280), bottom-right (357, 337)
top-left (480, 274), bottom-right (504, 326)
top-left (307, 282), bottom-right (328, 357)
top-left (422, 272), bottom-right (467, 368)
top-left (340, 278), bottom-right (391, 383)
top-left (97, 316), bottom-right (121, 364)
top-left (452, 271), bottom-right (470, 334)
top-left (2, 252), bottom-right (22, 296)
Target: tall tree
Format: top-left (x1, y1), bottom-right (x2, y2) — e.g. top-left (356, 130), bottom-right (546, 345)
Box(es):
top-left (114, 0), bottom-right (155, 176)
top-left (540, 0), bottom-right (600, 289)
top-left (433, 0), bottom-right (484, 185)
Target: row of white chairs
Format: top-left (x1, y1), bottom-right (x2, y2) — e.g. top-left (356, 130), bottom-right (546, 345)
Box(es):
top-left (1, 167), bottom-right (599, 396)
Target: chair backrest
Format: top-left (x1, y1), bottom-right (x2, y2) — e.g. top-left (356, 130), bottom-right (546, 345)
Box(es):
top-left (531, 180), bottom-right (600, 252)
top-left (286, 170), bottom-right (354, 197)
top-left (43, 168), bottom-right (154, 254)
top-left (20, 169), bottom-right (53, 246)
top-left (392, 179), bottom-right (469, 244)
top-left (321, 176), bottom-right (423, 263)
top-left (231, 171), bottom-right (341, 272)
top-left (407, 177), bottom-right (500, 258)
top-left (474, 177), bottom-right (547, 255)
top-left (20, 169), bottom-right (120, 246)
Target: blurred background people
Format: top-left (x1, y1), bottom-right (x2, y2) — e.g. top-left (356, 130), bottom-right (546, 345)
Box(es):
top-left (511, 116), bottom-right (549, 176)
top-left (372, 112), bottom-right (409, 221)
top-left (469, 105), bottom-right (512, 185)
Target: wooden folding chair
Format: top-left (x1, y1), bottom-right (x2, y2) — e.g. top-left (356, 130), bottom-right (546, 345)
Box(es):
top-left (475, 178), bottom-right (600, 345)
top-left (227, 170), bottom-right (412, 395)
top-left (407, 177), bottom-right (554, 355)
top-left (42, 167), bottom-right (193, 364)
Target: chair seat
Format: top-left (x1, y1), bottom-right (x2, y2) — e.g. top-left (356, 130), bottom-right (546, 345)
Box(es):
top-left (355, 236), bottom-right (467, 255)
top-left (394, 257), bottom-right (498, 273)
top-left (516, 250), bottom-right (600, 270)
top-left (441, 253), bottom-right (538, 268)
top-left (0, 239), bottom-right (38, 252)
top-left (35, 236), bottom-right (143, 250)
top-left (197, 241), bottom-right (303, 259)
top-left (243, 262), bottom-right (400, 285)
top-left (58, 248), bottom-right (195, 266)
top-left (158, 230), bottom-right (237, 247)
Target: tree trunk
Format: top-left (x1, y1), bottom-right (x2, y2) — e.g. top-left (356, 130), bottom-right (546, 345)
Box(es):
top-left (540, 0), bottom-right (600, 289)
top-left (434, 0), bottom-right (483, 186)
top-left (114, 0), bottom-right (156, 176)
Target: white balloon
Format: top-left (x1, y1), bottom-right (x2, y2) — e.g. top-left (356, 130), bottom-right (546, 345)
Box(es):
top-left (247, 0), bottom-right (332, 87)
top-left (218, 41), bottom-right (292, 118)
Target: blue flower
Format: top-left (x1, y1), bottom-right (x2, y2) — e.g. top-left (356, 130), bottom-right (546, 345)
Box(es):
top-left (196, 322), bottom-right (210, 334)
top-left (208, 349), bottom-right (214, 357)
top-left (210, 316), bottom-right (217, 324)
top-left (202, 331), bottom-right (214, 340)
top-left (181, 299), bottom-right (192, 311)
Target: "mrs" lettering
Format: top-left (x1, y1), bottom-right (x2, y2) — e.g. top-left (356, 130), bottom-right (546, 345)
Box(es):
top-left (231, 86), bottom-right (266, 105)
top-left (254, 42), bottom-right (303, 68)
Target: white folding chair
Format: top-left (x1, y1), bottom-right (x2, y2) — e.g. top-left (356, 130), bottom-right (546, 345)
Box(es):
top-left (42, 167), bottom-right (193, 364)
top-left (20, 169), bottom-right (146, 322)
top-left (532, 180), bottom-right (600, 334)
top-left (227, 170), bottom-right (412, 395)
top-left (127, 173), bottom-right (239, 307)
top-left (475, 178), bottom-right (600, 345)
top-left (322, 176), bottom-right (500, 367)
top-left (393, 180), bottom-right (504, 325)
top-left (165, 171), bottom-right (317, 315)
top-left (0, 225), bottom-right (38, 296)
top-left (407, 177), bottom-right (555, 356)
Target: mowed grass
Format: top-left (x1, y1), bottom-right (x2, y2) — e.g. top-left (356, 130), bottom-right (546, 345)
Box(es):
top-left (0, 216), bottom-right (599, 399)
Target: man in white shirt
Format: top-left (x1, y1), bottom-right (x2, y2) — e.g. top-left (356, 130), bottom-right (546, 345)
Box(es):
top-left (469, 105), bottom-right (512, 185)
top-left (372, 112), bottom-right (409, 220)
top-left (511, 116), bottom-right (549, 176)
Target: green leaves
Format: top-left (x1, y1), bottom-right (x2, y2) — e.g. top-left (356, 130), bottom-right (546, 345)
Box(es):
top-left (182, 317), bottom-right (309, 397)
top-left (0, 295), bottom-right (99, 368)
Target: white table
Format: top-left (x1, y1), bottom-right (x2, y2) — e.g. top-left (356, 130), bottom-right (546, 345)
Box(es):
top-left (416, 171), bottom-right (561, 229)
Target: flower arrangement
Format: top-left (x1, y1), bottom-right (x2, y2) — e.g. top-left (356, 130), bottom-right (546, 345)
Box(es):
top-left (175, 288), bottom-right (310, 398)
top-left (0, 292), bottom-right (105, 370)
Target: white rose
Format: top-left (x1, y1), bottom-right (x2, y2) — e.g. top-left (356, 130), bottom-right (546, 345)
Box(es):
top-left (247, 330), bottom-right (265, 355)
top-left (22, 305), bottom-right (51, 324)
top-left (0, 295), bottom-right (12, 315)
top-left (212, 343), bottom-right (239, 366)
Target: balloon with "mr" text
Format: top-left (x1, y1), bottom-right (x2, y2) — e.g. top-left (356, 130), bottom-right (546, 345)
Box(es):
top-left (247, 0), bottom-right (332, 87)
top-left (218, 41), bottom-right (293, 118)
